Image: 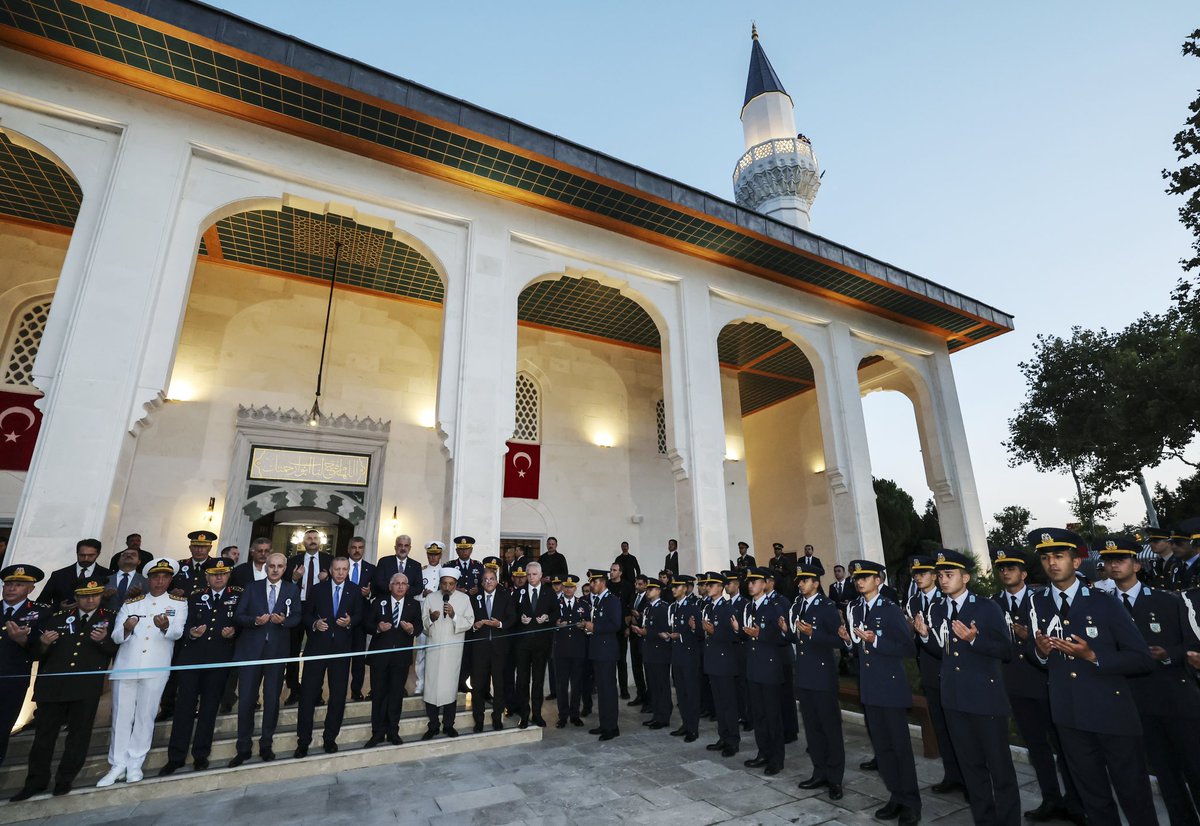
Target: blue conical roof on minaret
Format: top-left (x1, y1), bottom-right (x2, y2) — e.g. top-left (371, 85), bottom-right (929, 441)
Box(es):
top-left (743, 24), bottom-right (790, 108)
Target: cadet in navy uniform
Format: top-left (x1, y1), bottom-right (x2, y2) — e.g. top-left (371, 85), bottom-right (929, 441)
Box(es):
top-left (161, 558), bottom-right (241, 775)
top-left (11, 578), bottom-right (117, 800)
top-left (469, 567), bottom-right (515, 733)
top-left (723, 570), bottom-right (751, 730)
top-left (667, 574), bottom-right (703, 742)
top-left (635, 579), bottom-right (673, 729)
top-left (701, 571), bottom-right (741, 757)
top-left (553, 574), bottom-right (588, 727)
top-left (736, 567), bottom-right (788, 776)
top-left (365, 572), bottom-right (421, 746)
top-left (1168, 518), bottom-right (1200, 591)
top-left (1026, 527), bottom-right (1157, 826)
top-left (990, 548), bottom-right (1083, 824)
top-left (914, 551), bottom-right (1019, 826)
top-left (1103, 536), bottom-right (1200, 826)
top-left (782, 563), bottom-right (844, 799)
top-left (763, 569), bottom-right (800, 746)
top-left (296, 556), bottom-right (363, 757)
top-left (582, 569), bottom-right (622, 740)
top-left (906, 554), bottom-right (963, 796)
top-left (0, 564), bottom-right (46, 768)
top-left (838, 559), bottom-right (920, 825)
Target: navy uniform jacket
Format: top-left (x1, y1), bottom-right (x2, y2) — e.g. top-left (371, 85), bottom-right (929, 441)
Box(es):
top-left (0, 599), bottom-right (50, 677)
top-left (992, 588), bottom-right (1049, 700)
top-left (768, 591), bottom-right (796, 667)
top-left (703, 596), bottom-right (742, 677)
top-left (1167, 557), bottom-right (1200, 591)
top-left (587, 591), bottom-right (622, 661)
top-left (844, 596), bottom-right (914, 708)
top-left (177, 586), bottom-right (241, 665)
top-left (741, 596), bottom-right (789, 685)
top-left (1123, 586), bottom-right (1200, 718)
top-left (233, 579), bottom-right (302, 660)
top-left (33, 607), bottom-right (118, 702)
top-left (554, 595), bottom-right (590, 659)
top-left (642, 599), bottom-right (672, 664)
top-left (1026, 584), bottom-right (1153, 736)
top-left (908, 590), bottom-right (943, 692)
top-left (173, 556), bottom-right (213, 597)
top-left (468, 587), bottom-right (516, 647)
top-left (452, 558), bottom-right (485, 595)
top-left (669, 595), bottom-right (703, 667)
top-left (371, 556), bottom-right (422, 600)
top-left (302, 579), bottom-right (364, 655)
top-left (921, 593), bottom-right (1011, 716)
top-left (786, 593), bottom-right (841, 692)
top-left (369, 595), bottom-right (422, 651)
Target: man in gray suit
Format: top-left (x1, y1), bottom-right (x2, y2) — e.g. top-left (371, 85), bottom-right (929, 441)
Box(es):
top-left (102, 547), bottom-right (147, 613)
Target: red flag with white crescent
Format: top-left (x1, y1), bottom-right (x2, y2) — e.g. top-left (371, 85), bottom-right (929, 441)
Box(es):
top-left (503, 441), bottom-right (540, 499)
top-left (0, 390), bottom-right (42, 471)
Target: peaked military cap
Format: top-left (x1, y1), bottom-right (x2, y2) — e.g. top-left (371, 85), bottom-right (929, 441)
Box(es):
top-left (586, 568), bottom-right (608, 581)
top-left (771, 542), bottom-right (784, 551)
top-left (510, 565), bottom-right (527, 577)
top-left (1176, 516), bottom-right (1200, 541)
top-left (848, 559), bottom-right (883, 578)
top-left (723, 570), bottom-right (740, 582)
top-left (671, 574), bottom-right (696, 587)
top-left (143, 557), bottom-right (180, 577)
top-left (0, 564), bottom-right (43, 583)
top-left (745, 566), bottom-right (770, 581)
top-left (1094, 536), bottom-right (1140, 557)
top-left (188, 530), bottom-right (217, 546)
top-left (1027, 527), bottom-right (1085, 554)
top-left (909, 555), bottom-right (935, 573)
top-left (934, 549), bottom-right (973, 571)
top-left (991, 548), bottom-right (1027, 568)
top-left (796, 563), bottom-right (822, 579)
top-left (481, 556), bottom-right (501, 570)
top-left (74, 578), bottom-right (105, 595)
top-left (453, 535), bottom-right (475, 548)
top-left (201, 557), bottom-right (234, 575)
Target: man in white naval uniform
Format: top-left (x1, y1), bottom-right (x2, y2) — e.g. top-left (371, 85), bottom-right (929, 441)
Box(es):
top-left (414, 541), bottom-right (445, 695)
top-left (98, 558), bottom-right (187, 785)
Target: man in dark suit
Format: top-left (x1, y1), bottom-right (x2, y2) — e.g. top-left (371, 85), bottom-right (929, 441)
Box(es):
top-left (0, 564), bottom-right (47, 768)
top-left (663, 538), bottom-right (680, 576)
top-left (538, 536), bottom-right (568, 582)
top-left (737, 567), bottom-right (789, 777)
top-left (39, 539), bottom-right (108, 609)
top-left (1104, 537), bottom-right (1200, 826)
top-left (514, 560), bottom-right (557, 728)
top-left (914, 551), bottom-right (1018, 826)
top-left (365, 571), bottom-right (421, 746)
top-left (230, 537), bottom-right (272, 589)
top-left (1026, 527), bottom-right (1157, 826)
top-left (584, 569), bottom-right (622, 740)
top-left (105, 533), bottom-right (153, 573)
top-left (469, 567), bottom-right (516, 732)
top-left (838, 560), bottom-right (920, 825)
top-left (295, 556), bottom-right (363, 756)
top-left (783, 564), bottom-right (845, 798)
top-left (371, 535), bottom-right (422, 598)
top-left (701, 571), bottom-right (741, 758)
top-left (11, 577), bottom-right (117, 800)
top-left (553, 574), bottom-right (589, 727)
top-left (230, 552), bottom-right (301, 766)
top-left (283, 529), bottom-right (332, 703)
top-left (101, 547), bottom-right (147, 614)
top-left (991, 548), bottom-right (1082, 824)
top-left (345, 537), bottom-right (376, 701)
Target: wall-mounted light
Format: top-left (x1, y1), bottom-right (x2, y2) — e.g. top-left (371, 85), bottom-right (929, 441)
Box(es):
top-left (204, 496), bottom-right (216, 524)
top-left (594, 432), bottom-right (614, 448)
top-left (417, 408), bottom-right (436, 429)
top-left (812, 463), bottom-right (826, 474)
top-left (387, 505), bottom-right (399, 535)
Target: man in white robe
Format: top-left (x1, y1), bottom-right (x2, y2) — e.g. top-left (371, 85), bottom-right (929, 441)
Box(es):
top-left (421, 565), bottom-right (473, 738)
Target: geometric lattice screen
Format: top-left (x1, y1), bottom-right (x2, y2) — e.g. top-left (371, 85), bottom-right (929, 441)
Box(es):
top-left (656, 398), bottom-right (667, 455)
top-left (3, 299), bottom-right (51, 386)
top-left (513, 373), bottom-right (540, 443)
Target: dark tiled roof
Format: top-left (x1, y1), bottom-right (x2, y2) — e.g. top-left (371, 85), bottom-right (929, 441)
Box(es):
top-left (744, 32), bottom-right (789, 108)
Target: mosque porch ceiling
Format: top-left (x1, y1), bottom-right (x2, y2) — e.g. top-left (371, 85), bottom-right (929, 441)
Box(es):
top-left (0, 130), bottom-right (81, 229)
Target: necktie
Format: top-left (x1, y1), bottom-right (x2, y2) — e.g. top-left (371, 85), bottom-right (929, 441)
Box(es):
top-left (351, 562), bottom-right (359, 584)
top-left (486, 592), bottom-right (493, 618)
top-left (531, 587), bottom-right (538, 607)
top-left (800, 599), bottom-right (809, 618)
top-left (922, 595), bottom-right (930, 614)
top-left (333, 584), bottom-right (341, 617)
top-left (2, 605), bottom-right (11, 621)
top-left (307, 556), bottom-right (316, 596)
top-left (117, 573), bottom-right (129, 601)
top-left (392, 600), bottom-right (400, 625)
top-left (1123, 593), bottom-right (1134, 616)
top-left (950, 599), bottom-right (959, 623)
top-left (268, 583), bottom-right (277, 612)
top-left (1059, 591), bottom-right (1070, 619)
top-left (1010, 595), bottom-right (1019, 615)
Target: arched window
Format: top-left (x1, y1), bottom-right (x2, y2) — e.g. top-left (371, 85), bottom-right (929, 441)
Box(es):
top-left (656, 398), bottom-right (667, 455)
top-left (513, 373), bottom-right (541, 443)
top-left (3, 298), bottom-right (51, 388)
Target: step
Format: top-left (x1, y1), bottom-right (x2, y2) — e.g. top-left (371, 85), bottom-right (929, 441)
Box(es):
top-left (4, 693), bottom-right (468, 762)
top-left (0, 727), bottom-right (542, 824)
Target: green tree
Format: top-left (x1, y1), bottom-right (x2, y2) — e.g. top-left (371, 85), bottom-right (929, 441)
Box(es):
top-left (919, 498), bottom-right (942, 549)
top-left (1163, 29), bottom-right (1200, 272)
top-left (986, 505), bottom-right (1033, 550)
top-left (873, 477), bottom-right (922, 581)
top-left (1154, 470), bottom-right (1200, 527)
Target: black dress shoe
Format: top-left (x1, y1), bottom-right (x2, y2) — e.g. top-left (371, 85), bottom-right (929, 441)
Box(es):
top-left (158, 760), bottom-right (184, 777)
top-left (388, 734), bottom-right (404, 745)
top-left (493, 720), bottom-right (504, 731)
top-left (421, 728), bottom-right (437, 741)
top-left (620, 691), bottom-right (630, 699)
top-left (351, 692), bottom-right (365, 702)
top-left (293, 746), bottom-right (308, 759)
top-left (518, 718), bottom-right (529, 729)
top-left (283, 692), bottom-right (298, 706)
top-left (741, 721), bottom-right (753, 731)
top-left (874, 802), bottom-right (902, 820)
top-left (720, 746), bottom-right (738, 758)
top-left (684, 732), bottom-right (698, 742)
top-left (627, 696), bottom-right (645, 706)
top-left (228, 753), bottom-right (249, 768)
top-left (473, 722), bottom-right (484, 733)
top-left (598, 731), bottom-right (618, 741)
top-left (581, 706), bottom-right (592, 716)
top-left (314, 696), bottom-right (326, 707)
top-left (193, 758), bottom-right (209, 771)
top-left (1060, 808), bottom-right (1087, 826)
top-left (798, 777), bottom-right (828, 790)
top-left (555, 719), bottom-right (567, 729)
top-left (860, 757), bottom-right (878, 771)
top-left (932, 779), bottom-right (964, 794)
top-left (764, 766), bottom-right (781, 776)
top-left (10, 786), bottom-right (45, 802)
top-left (898, 806), bottom-right (920, 826)
top-left (589, 727), bottom-right (603, 735)
top-left (827, 784), bottom-right (843, 801)
top-left (323, 742), bottom-right (338, 754)
top-left (1023, 802), bottom-right (1057, 822)
top-left (51, 783), bottom-right (71, 797)
top-left (443, 726), bottom-right (458, 738)
top-left (532, 717), bottom-right (546, 727)
top-left (706, 741), bottom-right (725, 751)
top-left (155, 708), bottom-right (172, 722)
top-left (570, 717), bottom-right (583, 727)
top-left (670, 727), bottom-right (687, 736)
top-left (364, 735), bottom-right (383, 748)
top-left (218, 703), bottom-right (233, 714)
top-left (744, 756), bottom-right (768, 768)
top-left (260, 749), bottom-right (276, 762)
top-left (647, 721), bottom-right (667, 729)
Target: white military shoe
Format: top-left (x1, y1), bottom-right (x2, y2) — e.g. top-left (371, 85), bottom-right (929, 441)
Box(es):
top-left (125, 767), bottom-right (143, 783)
top-left (96, 767), bottom-right (126, 787)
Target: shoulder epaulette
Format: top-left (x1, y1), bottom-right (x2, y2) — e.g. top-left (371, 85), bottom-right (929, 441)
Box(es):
top-left (169, 593), bottom-right (187, 601)
top-left (229, 585), bottom-right (244, 593)
top-left (125, 594), bottom-right (145, 604)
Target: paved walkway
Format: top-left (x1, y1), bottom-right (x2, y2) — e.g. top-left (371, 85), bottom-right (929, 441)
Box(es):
top-left (20, 700), bottom-right (1170, 825)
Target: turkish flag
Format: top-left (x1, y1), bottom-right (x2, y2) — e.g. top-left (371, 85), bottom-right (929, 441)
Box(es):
top-left (503, 441), bottom-right (540, 499)
top-left (0, 390), bottom-right (41, 471)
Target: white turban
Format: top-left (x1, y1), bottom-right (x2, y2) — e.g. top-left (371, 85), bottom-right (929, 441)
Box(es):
top-left (438, 566), bottom-right (461, 581)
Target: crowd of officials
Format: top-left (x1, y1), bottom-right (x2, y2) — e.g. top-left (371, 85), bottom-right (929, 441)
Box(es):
top-left (0, 522), bottom-right (1199, 826)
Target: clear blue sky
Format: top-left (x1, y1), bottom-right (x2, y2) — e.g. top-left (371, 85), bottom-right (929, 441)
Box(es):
top-left (211, 1), bottom-right (1199, 532)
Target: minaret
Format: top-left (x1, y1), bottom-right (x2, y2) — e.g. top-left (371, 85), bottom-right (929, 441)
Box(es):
top-left (733, 25), bottom-right (820, 230)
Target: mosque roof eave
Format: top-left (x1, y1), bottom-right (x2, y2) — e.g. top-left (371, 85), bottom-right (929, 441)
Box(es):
top-left (0, 0), bottom-right (1014, 349)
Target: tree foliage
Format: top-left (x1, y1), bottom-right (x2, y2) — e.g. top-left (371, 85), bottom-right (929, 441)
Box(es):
top-left (919, 498), bottom-right (942, 549)
top-left (1154, 469), bottom-right (1200, 527)
top-left (1163, 29), bottom-right (1200, 272)
top-left (986, 505), bottom-right (1033, 550)
top-left (873, 477), bottom-right (922, 581)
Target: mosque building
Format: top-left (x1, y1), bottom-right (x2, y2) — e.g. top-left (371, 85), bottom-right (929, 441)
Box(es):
top-left (0, 1), bottom-right (1012, 575)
